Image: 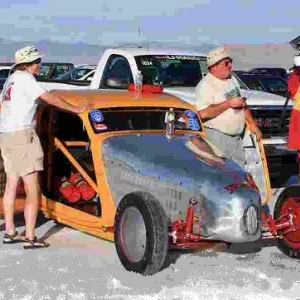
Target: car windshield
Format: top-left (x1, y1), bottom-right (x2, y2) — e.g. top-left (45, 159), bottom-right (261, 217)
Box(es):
top-left (232, 73), bottom-right (250, 90)
top-left (37, 64), bottom-right (73, 80)
top-left (260, 78), bottom-right (287, 94)
top-left (237, 75), bottom-right (287, 95)
top-left (55, 68), bottom-right (93, 80)
top-left (239, 77), bottom-right (263, 91)
top-left (88, 107), bottom-right (202, 133)
top-left (134, 55), bottom-right (205, 87)
top-left (38, 65), bottom-right (51, 78)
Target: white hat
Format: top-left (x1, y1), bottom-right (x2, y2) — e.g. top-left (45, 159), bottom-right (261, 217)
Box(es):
top-left (294, 55), bottom-right (300, 67)
top-left (11, 46), bottom-right (44, 70)
top-left (206, 46), bottom-right (231, 68)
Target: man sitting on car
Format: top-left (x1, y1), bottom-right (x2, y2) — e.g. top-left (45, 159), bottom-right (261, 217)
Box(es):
top-left (195, 46), bottom-right (261, 169)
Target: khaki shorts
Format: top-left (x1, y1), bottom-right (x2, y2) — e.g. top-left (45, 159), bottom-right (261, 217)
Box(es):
top-left (0, 128), bottom-right (44, 177)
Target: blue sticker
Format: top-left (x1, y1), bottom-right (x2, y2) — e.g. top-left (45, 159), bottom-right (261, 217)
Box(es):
top-left (90, 110), bottom-right (104, 123)
top-left (184, 110), bottom-right (196, 118)
top-left (188, 118), bottom-right (200, 131)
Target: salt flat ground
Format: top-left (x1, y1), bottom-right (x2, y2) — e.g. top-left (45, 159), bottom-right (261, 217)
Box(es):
top-left (0, 187), bottom-right (300, 300)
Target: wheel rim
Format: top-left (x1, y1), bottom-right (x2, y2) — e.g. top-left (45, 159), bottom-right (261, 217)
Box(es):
top-left (280, 197), bottom-right (300, 248)
top-left (119, 207), bottom-right (147, 263)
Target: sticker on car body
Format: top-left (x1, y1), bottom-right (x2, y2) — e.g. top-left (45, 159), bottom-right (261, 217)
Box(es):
top-left (184, 110), bottom-right (200, 130)
top-left (94, 123), bottom-right (108, 131)
top-left (184, 110), bottom-right (196, 118)
top-left (89, 110), bottom-right (104, 123)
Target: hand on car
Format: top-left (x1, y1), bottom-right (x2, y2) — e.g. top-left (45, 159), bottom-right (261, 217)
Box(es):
top-left (229, 97), bottom-right (247, 109)
top-left (74, 100), bottom-right (94, 114)
top-left (249, 122), bottom-right (262, 141)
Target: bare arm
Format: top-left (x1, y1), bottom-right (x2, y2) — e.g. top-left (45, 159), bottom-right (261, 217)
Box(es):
top-left (245, 107), bottom-right (262, 140)
top-left (197, 97), bottom-right (246, 121)
top-left (39, 92), bottom-right (92, 114)
top-left (245, 107), bottom-right (255, 124)
top-left (197, 100), bottom-right (231, 120)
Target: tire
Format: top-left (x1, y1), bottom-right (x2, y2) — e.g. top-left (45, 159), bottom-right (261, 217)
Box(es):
top-left (114, 191), bottom-right (169, 276)
top-left (274, 184), bottom-right (300, 258)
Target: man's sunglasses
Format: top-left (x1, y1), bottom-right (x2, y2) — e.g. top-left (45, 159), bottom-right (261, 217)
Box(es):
top-left (218, 58), bottom-right (233, 67)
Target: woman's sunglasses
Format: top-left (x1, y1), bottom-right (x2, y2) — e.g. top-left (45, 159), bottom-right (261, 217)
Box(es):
top-left (32, 58), bottom-right (41, 64)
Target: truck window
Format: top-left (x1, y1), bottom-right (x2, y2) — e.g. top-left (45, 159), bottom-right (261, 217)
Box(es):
top-left (0, 69), bottom-right (10, 80)
top-left (101, 55), bottom-right (133, 89)
top-left (198, 59), bottom-right (208, 77)
top-left (135, 55), bottom-right (203, 87)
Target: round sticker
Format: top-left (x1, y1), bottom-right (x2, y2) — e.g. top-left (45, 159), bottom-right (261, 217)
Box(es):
top-left (90, 110), bottom-right (104, 123)
top-left (184, 110), bottom-right (196, 118)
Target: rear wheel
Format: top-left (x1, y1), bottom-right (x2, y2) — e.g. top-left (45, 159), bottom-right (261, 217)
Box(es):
top-left (274, 185), bottom-right (300, 258)
top-left (114, 192), bottom-right (169, 276)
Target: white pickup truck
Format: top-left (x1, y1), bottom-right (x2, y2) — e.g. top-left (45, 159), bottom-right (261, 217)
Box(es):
top-left (39, 47), bottom-right (296, 184)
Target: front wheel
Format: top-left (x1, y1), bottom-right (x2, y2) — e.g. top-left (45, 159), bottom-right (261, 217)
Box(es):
top-left (274, 185), bottom-right (300, 258)
top-left (114, 192), bottom-right (169, 276)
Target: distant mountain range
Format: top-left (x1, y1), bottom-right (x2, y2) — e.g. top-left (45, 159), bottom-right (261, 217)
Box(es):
top-left (0, 37), bottom-right (297, 70)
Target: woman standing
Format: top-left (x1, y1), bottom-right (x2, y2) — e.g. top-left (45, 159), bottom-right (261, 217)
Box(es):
top-left (287, 55), bottom-right (300, 183)
top-left (0, 46), bottom-right (92, 249)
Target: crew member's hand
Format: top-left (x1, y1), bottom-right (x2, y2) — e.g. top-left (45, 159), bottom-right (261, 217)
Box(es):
top-left (74, 100), bottom-right (94, 114)
top-left (229, 97), bottom-right (246, 109)
top-left (249, 122), bottom-right (262, 141)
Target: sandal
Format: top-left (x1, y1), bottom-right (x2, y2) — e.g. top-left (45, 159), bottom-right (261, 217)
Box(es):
top-left (3, 231), bottom-right (25, 244)
top-left (23, 237), bottom-right (50, 249)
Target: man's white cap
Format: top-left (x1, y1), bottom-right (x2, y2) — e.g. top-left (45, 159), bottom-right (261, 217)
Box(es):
top-left (206, 46), bottom-right (231, 68)
top-left (11, 46), bottom-right (44, 70)
top-left (294, 55), bottom-right (300, 67)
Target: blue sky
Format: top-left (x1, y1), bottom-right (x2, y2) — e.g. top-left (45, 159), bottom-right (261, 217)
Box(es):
top-left (0, 0), bottom-right (299, 46)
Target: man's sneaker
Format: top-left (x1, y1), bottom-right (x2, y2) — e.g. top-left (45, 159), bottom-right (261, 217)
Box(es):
top-left (3, 231), bottom-right (25, 244)
top-left (69, 173), bottom-right (96, 201)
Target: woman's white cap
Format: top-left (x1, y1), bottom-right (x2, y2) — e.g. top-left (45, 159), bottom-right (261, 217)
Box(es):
top-left (11, 46), bottom-right (44, 70)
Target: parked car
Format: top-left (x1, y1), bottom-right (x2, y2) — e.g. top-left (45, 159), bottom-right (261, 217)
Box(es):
top-left (234, 71), bottom-right (288, 98)
top-left (0, 63), bottom-right (13, 80)
top-left (37, 62), bottom-right (74, 80)
top-left (54, 65), bottom-right (96, 81)
top-left (0, 78), bottom-right (6, 91)
top-left (249, 68), bottom-right (289, 82)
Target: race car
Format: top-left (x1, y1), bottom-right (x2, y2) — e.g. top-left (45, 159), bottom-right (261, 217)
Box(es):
top-left (0, 85), bottom-right (299, 276)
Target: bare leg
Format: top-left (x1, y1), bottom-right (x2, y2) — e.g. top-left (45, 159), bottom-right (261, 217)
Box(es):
top-left (3, 175), bottom-right (20, 235)
top-left (22, 172), bottom-right (40, 240)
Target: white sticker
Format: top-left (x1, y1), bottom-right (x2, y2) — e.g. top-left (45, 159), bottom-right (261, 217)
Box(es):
top-left (141, 61), bottom-right (153, 66)
top-left (165, 55), bottom-right (202, 60)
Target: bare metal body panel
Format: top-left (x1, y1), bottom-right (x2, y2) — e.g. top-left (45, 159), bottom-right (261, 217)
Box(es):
top-left (102, 134), bottom-right (261, 243)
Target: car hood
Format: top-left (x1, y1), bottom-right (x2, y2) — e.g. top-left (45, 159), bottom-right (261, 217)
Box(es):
top-left (164, 86), bottom-right (293, 107)
top-left (102, 134), bottom-right (252, 198)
